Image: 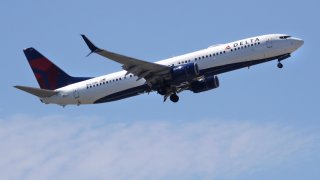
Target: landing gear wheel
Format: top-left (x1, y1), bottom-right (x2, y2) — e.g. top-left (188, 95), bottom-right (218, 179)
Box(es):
top-left (277, 62), bottom-right (283, 69)
top-left (170, 94), bottom-right (179, 103)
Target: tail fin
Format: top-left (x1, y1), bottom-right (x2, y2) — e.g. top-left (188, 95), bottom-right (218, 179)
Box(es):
top-left (23, 48), bottom-right (91, 90)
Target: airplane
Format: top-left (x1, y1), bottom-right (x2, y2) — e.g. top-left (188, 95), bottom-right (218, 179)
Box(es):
top-left (15, 34), bottom-right (304, 106)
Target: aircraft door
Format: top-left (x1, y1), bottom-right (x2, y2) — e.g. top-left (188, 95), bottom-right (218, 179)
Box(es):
top-left (73, 90), bottom-right (81, 105)
top-left (73, 90), bottom-right (80, 99)
top-left (266, 39), bottom-right (273, 48)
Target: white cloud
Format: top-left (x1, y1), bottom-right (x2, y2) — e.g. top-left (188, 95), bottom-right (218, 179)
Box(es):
top-left (0, 115), bottom-right (317, 180)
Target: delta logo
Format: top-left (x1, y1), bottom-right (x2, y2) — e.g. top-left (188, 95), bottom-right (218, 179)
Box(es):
top-left (225, 38), bottom-right (260, 50)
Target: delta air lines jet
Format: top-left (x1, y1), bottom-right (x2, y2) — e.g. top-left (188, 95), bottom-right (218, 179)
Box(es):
top-left (15, 34), bottom-right (303, 106)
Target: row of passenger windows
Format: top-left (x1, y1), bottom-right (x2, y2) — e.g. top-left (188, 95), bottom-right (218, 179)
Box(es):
top-left (171, 42), bottom-right (261, 66)
top-left (86, 74), bottom-right (134, 89)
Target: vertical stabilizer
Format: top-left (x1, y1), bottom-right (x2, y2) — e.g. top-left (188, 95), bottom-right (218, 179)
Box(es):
top-left (23, 48), bottom-right (91, 90)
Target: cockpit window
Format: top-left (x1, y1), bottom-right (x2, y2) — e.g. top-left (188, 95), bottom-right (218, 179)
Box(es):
top-left (279, 36), bottom-right (291, 39)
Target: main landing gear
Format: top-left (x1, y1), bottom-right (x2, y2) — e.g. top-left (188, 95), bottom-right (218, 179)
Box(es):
top-left (170, 93), bottom-right (179, 103)
top-left (160, 87), bottom-right (179, 103)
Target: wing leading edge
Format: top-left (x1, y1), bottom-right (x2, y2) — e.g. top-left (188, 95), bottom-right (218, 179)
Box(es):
top-left (81, 35), bottom-right (171, 84)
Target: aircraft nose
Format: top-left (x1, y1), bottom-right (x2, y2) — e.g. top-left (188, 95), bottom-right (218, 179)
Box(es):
top-left (292, 37), bottom-right (304, 49)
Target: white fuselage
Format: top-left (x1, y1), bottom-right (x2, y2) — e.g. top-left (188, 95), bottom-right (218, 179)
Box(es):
top-left (41, 34), bottom-right (303, 106)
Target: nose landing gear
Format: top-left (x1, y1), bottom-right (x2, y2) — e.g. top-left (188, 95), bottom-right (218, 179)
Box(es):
top-left (277, 54), bottom-right (291, 69)
top-left (277, 62), bottom-right (283, 69)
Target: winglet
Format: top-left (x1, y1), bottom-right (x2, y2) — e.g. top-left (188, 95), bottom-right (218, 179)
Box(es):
top-left (81, 34), bottom-right (100, 57)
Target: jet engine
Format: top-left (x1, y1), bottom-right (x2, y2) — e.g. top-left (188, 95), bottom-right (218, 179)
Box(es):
top-left (189, 75), bottom-right (219, 93)
top-left (171, 63), bottom-right (199, 85)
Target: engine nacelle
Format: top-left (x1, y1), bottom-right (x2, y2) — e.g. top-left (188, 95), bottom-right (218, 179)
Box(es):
top-left (171, 63), bottom-right (199, 85)
top-left (189, 75), bottom-right (219, 93)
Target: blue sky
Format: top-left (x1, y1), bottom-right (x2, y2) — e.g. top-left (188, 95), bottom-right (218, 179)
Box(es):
top-left (1, 0), bottom-right (319, 179)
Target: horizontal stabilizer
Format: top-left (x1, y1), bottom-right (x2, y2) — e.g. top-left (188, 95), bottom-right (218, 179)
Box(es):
top-left (14, 85), bottom-right (57, 98)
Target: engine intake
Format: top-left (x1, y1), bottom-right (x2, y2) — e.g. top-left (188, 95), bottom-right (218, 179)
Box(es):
top-left (171, 63), bottom-right (199, 85)
top-left (189, 75), bottom-right (219, 93)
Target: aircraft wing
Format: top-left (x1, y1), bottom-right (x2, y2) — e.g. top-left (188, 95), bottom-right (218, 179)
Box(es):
top-left (81, 35), bottom-right (171, 84)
